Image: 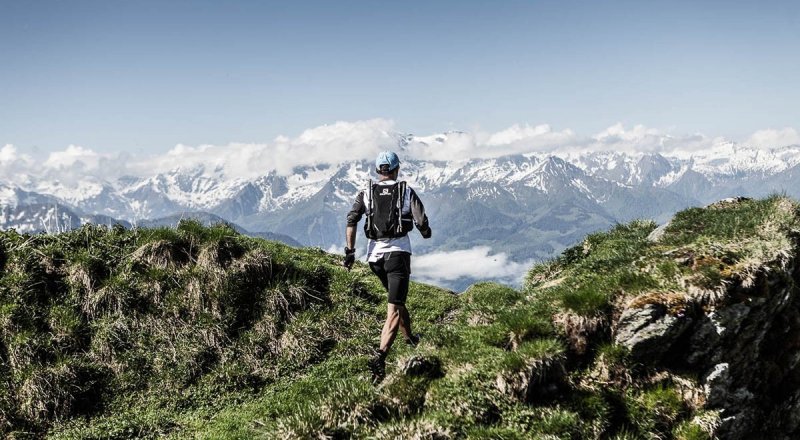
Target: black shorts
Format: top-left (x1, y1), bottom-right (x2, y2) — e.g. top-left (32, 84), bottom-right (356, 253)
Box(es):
top-left (369, 252), bottom-right (411, 305)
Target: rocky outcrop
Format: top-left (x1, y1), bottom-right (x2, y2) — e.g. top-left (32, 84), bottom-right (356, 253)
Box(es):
top-left (614, 246), bottom-right (800, 439)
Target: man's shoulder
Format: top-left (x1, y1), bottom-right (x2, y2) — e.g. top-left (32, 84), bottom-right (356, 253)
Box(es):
top-left (349, 190), bottom-right (366, 206)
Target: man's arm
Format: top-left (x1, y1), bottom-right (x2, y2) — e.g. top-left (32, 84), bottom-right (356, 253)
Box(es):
top-left (345, 225), bottom-right (357, 250)
top-left (343, 191), bottom-right (365, 269)
top-left (409, 189), bottom-right (431, 238)
top-left (345, 190), bottom-right (366, 239)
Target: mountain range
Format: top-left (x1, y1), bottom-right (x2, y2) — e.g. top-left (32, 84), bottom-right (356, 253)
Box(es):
top-left (3, 136), bottom-right (800, 287)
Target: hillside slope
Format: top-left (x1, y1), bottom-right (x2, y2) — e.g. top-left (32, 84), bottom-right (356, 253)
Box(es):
top-left (1, 196), bottom-right (799, 439)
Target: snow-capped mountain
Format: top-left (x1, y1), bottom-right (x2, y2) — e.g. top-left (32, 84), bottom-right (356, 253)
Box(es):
top-left (3, 137), bottom-right (800, 288)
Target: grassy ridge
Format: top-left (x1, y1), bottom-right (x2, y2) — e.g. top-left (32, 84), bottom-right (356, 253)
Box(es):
top-left (0, 221), bottom-right (399, 438)
top-left (1, 196), bottom-right (797, 438)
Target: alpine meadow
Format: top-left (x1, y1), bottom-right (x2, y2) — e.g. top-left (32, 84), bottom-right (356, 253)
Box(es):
top-left (2, 196), bottom-right (800, 438)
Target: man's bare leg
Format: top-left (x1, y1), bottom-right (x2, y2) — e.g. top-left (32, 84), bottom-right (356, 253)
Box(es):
top-left (398, 306), bottom-right (412, 340)
top-left (380, 303), bottom-right (414, 353)
top-left (380, 303), bottom-right (400, 352)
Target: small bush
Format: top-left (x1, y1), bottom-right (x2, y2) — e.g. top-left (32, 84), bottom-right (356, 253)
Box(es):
top-left (570, 393), bottom-right (612, 438)
top-left (465, 425), bottom-right (527, 439)
top-left (625, 383), bottom-right (686, 436)
top-left (463, 282), bottom-right (523, 310)
top-left (425, 372), bottom-right (506, 427)
top-left (560, 284), bottom-right (612, 317)
top-left (674, 421), bottom-right (712, 440)
top-left (503, 405), bottom-right (586, 438)
top-left (379, 375), bottom-right (430, 418)
top-left (661, 197), bottom-right (782, 247)
top-left (267, 378), bottom-right (378, 439)
top-left (484, 306), bottom-right (553, 350)
top-left (369, 413), bottom-right (456, 439)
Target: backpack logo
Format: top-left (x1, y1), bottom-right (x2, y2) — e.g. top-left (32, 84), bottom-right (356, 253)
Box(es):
top-left (380, 188), bottom-right (391, 196)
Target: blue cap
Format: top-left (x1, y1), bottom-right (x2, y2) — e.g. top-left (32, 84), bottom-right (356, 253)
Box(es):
top-left (375, 151), bottom-right (400, 172)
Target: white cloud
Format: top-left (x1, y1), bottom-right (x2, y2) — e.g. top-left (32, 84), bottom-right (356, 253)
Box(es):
top-left (0, 144), bottom-right (36, 184)
top-left (592, 123), bottom-right (663, 150)
top-left (485, 123), bottom-right (578, 152)
top-left (404, 124), bottom-right (579, 161)
top-left (745, 128), bottom-right (800, 149)
top-left (589, 123), bottom-right (716, 154)
top-left (411, 246), bottom-right (531, 288)
top-left (0, 120), bottom-right (397, 185)
top-left (5, 120), bottom-right (797, 188)
top-left (0, 144), bottom-right (36, 167)
top-left (401, 122), bottom-right (720, 161)
top-left (0, 144), bottom-right (20, 165)
top-left (128, 118), bottom-right (397, 178)
top-left (44, 145), bottom-right (103, 170)
top-left (272, 119), bottom-right (396, 174)
top-left (0, 144), bottom-right (18, 164)
top-left (403, 131), bottom-right (480, 161)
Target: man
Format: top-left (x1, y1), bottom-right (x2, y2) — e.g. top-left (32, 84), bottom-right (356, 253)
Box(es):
top-left (343, 151), bottom-right (432, 383)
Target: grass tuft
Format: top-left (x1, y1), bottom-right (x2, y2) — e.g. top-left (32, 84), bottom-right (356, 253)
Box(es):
top-left (625, 383), bottom-right (686, 436)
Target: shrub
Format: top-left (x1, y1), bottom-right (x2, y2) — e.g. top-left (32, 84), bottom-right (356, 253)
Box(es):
top-left (625, 383), bottom-right (686, 436)
top-left (503, 405), bottom-right (586, 438)
top-left (369, 413), bottom-right (456, 439)
top-left (424, 372), bottom-right (507, 427)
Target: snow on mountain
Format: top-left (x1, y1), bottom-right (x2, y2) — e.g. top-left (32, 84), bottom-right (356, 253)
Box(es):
top-left (6, 133), bottom-right (800, 290)
top-left (0, 203), bottom-right (82, 233)
top-left (402, 159), bottom-right (461, 192)
top-left (443, 155), bottom-right (539, 188)
top-left (4, 136), bottom-right (800, 248)
top-left (0, 183), bottom-right (65, 209)
top-left (120, 167), bottom-right (249, 212)
top-left (570, 151), bottom-right (678, 187)
top-left (34, 178), bottom-right (107, 205)
top-left (671, 142), bottom-right (800, 180)
top-left (280, 164), bottom-right (345, 209)
top-left (0, 184), bottom-right (17, 207)
top-left (654, 166), bottom-right (690, 188)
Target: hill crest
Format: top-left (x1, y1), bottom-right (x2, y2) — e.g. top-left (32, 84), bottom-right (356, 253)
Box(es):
top-left (1, 196), bottom-right (799, 438)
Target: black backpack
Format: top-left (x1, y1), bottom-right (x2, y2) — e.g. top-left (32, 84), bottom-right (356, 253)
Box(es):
top-left (364, 180), bottom-right (412, 239)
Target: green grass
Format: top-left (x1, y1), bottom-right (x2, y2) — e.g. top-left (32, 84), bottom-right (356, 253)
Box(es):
top-left (1, 197), bottom-right (797, 438)
top-left (661, 196), bottom-right (788, 246)
top-left (625, 383), bottom-right (686, 436)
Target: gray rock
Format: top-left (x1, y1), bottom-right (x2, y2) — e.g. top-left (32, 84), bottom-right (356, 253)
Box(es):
top-left (647, 221), bottom-right (671, 242)
top-left (402, 355), bottom-right (444, 378)
top-left (615, 303), bottom-right (693, 362)
top-left (617, 270), bottom-right (800, 439)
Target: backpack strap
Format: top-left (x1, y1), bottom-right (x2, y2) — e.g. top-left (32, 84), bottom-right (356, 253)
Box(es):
top-left (365, 178), bottom-right (374, 236)
top-left (366, 178), bottom-right (373, 211)
top-left (396, 181), bottom-right (407, 234)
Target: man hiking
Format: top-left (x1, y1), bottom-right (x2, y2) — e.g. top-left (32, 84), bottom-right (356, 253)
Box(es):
top-left (343, 151), bottom-right (432, 383)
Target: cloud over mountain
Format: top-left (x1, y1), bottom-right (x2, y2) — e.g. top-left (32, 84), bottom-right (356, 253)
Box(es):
top-left (2, 120), bottom-right (798, 186)
top-left (412, 246), bottom-right (531, 286)
top-left (4, 124), bottom-right (800, 291)
top-left (746, 128), bottom-right (800, 149)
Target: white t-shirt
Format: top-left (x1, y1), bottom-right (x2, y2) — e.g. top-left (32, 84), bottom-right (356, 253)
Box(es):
top-left (366, 235), bottom-right (412, 262)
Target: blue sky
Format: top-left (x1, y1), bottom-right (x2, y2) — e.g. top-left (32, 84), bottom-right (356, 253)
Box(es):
top-left (1, 0), bottom-right (799, 154)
